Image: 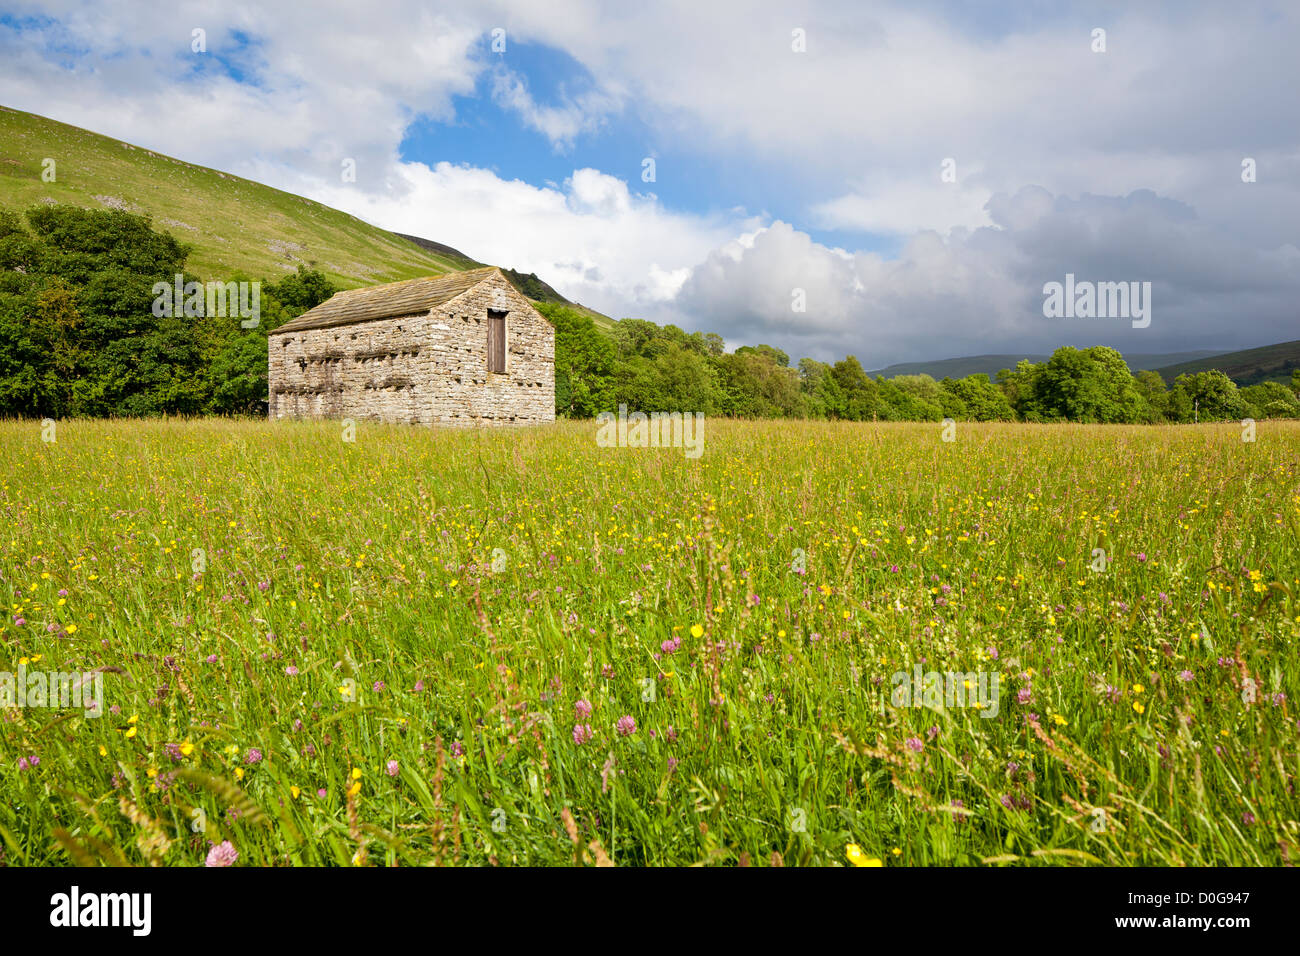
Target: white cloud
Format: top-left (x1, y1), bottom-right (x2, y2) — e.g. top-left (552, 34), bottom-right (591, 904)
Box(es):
top-left (304, 162), bottom-right (753, 316)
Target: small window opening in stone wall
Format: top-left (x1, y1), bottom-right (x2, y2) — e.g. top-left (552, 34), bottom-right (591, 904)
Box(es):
top-left (487, 310), bottom-right (508, 373)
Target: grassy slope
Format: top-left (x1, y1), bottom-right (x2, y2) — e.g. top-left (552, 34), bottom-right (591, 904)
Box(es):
top-left (1154, 340), bottom-right (1300, 387)
top-left (0, 106), bottom-right (513, 293)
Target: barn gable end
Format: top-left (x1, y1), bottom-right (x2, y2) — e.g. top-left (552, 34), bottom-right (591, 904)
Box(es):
top-left (267, 268), bottom-right (555, 427)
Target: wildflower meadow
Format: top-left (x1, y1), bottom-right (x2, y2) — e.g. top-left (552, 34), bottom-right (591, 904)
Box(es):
top-left (2, 417), bottom-right (1297, 867)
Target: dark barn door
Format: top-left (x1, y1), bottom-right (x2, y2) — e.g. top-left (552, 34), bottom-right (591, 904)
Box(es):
top-left (487, 310), bottom-right (507, 373)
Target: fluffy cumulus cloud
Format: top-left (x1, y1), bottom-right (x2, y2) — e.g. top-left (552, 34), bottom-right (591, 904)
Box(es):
top-left (308, 164), bottom-right (753, 316)
top-left (1, 0), bottom-right (1297, 365)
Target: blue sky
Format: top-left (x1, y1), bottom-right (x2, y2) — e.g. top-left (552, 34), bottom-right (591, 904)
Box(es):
top-left (1, 1), bottom-right (1297, 365)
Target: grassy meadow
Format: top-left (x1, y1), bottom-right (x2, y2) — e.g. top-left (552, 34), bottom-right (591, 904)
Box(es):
top-left (1, 417), bottom-right (1298, 866)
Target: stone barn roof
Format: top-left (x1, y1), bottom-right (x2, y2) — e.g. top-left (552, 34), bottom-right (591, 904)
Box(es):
top-left (273, 266), bottom-right (531, 334)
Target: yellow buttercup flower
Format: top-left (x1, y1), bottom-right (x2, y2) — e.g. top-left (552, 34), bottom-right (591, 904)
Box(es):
top-left (846, 844), bottom-right (882, 867)
top-left (690, 624), bottom-right (703, 639)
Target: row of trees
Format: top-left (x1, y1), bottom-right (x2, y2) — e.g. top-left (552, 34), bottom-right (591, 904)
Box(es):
top-left (2, 206), bottom-right (1294, 423)
top-left (546, 304), bottom-right (1300, 423)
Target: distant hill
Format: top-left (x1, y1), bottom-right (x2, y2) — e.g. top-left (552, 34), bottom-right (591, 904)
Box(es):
top-left (1153, 340), bottom-right (1300, 386)
top-left (868, 350), bottom-right (1224, 380)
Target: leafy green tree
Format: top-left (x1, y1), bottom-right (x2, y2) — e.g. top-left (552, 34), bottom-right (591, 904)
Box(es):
top-left (1029, 347), bottom-right (1146, 423)
top-left (940, 373), bottom-right (1015, 421)
top-left (1132, 370), bottom-right (1171, 422)
top-left (888, 373), bottom-right (949, 420)
top-left (539, 303), bottom-right (616, 418)
top-left (1239, 381), bottom-right (1300, 419)
top-left (735, 343), bottom-right (790, 367)
top-left (263, 265), bottom-right (335, 317)
top-left (1168, 370), bottom-right (1249, 422)
top-left (798, 358), bottom-right (847, 419)
top-left (996, 360), bottom-right (1042, 421)
top-left (831, 356), bottom-right (892, 420)
top-left (876, 376), bottom-right (941, 421)
top-left (717, 349), bottom-right (805, 417)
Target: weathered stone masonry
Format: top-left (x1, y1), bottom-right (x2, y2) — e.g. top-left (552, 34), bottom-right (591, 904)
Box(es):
top-left (268, 267), bottom-right (554, 427)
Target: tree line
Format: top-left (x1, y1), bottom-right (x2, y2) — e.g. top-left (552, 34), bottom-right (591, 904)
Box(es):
top-left (1, 205), bottom-right (1295, 423)
top-left (544, 303), bottom-right (1300, 423)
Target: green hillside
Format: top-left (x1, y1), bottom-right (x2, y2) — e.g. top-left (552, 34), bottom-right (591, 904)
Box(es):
top-left (0, 103), bottom-right (610, 329)
top-left (1154, 340), bottom-right (1300, 387)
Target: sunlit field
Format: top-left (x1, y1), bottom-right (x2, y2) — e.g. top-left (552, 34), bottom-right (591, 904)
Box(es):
top-left (2, 417), bottom-right (1297, 866)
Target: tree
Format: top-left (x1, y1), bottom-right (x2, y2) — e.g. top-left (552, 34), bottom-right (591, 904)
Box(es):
top-left (1168, 370), bottom-right (1249, 422)
top-left (996, 360), bottom-right (1042, 420)
top-left (1132, 370), bottom-right (1170, 422)
top-left (539, 304), bottom-right (616, 418)
top-left (718, 349), bottom-right (805, 417)
top-left (798, 358), bottom-right (846, 419)
top-left (735, 343), bottom-right (790, 367)
top-left (1029, 347), bottom-right (1147, 423)
top-left (831, 356), bottom-right (892, 420)
top-left (940, 373), bottom-right (1015, 421)
top-left (1239, 381), bottom-right (1300, 419)
top-left (876, 376), bottom-right (941, 421)
top-left (264, 265), bottom-right (335, 316)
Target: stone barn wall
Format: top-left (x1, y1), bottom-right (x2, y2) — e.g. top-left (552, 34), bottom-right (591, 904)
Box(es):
top-left (268, 271), bottom-right (554, 426)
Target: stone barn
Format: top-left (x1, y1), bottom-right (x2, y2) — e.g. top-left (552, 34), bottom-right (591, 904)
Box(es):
top-left (268, 267), bottom-right (554, 427)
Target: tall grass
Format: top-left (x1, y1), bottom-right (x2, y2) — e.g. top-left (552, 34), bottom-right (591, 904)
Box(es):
top-left (1, 417), bottom-right (1296, 866)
